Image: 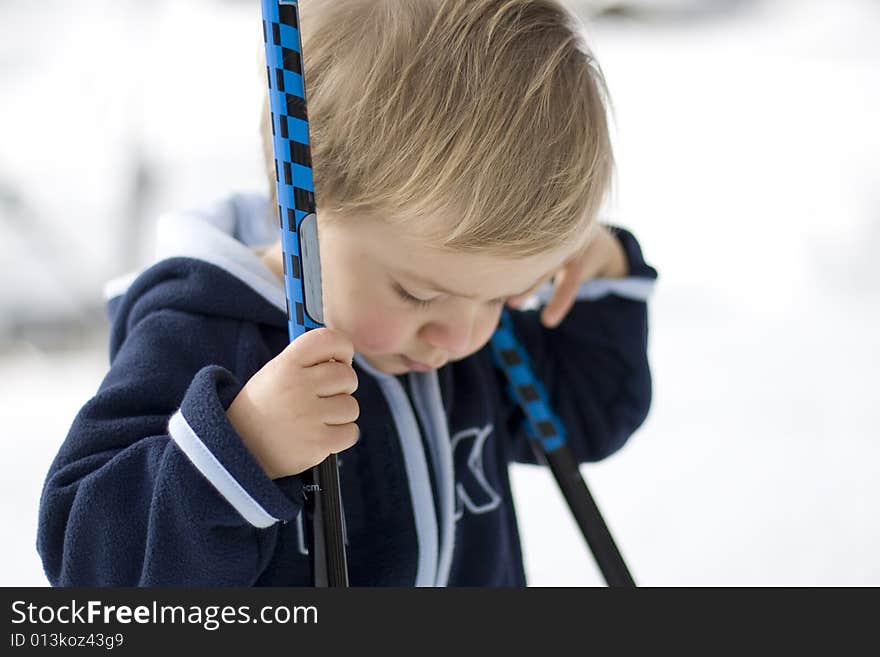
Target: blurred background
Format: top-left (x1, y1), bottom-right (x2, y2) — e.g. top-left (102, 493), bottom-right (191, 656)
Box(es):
top-left (1, 0), bottom-right (877, 586)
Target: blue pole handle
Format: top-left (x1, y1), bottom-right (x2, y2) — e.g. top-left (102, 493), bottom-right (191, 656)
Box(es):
top-left (490, 309), bottom-right (567, 453)
top-left (261, 0), bottom-right (324, 341)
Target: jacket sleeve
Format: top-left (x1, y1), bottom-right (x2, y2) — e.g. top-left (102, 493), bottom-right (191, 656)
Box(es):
top-left (37, 294), bottom-right (303, 586)
top-left (502, 226), bottom-right (657, 465)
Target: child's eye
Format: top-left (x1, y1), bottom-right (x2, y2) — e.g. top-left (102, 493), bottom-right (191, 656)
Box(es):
top-left (394, 283), bottom-right (507, 308)
top-left (393, 282), bottom-right (434, 308)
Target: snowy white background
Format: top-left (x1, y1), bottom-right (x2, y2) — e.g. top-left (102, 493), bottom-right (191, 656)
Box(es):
top-left (1, 0), bottom-right (877, 586)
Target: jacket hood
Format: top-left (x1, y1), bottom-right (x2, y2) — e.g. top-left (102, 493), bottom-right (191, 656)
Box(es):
top-left (103, 192), bottom-right (288, 329)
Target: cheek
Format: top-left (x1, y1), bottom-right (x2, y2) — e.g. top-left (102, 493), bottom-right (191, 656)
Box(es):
top-left (474, 311), bottom-right (502, 350)
top-left (458, 308), bottom-right (503, 360)
top-left (338, 306), bottom-right (413, 354)
top-left (320, 265), bottom-right (414, 355)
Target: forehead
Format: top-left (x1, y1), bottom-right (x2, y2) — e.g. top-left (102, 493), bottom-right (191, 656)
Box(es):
top-left (330, 213), bottom-right (584, 298)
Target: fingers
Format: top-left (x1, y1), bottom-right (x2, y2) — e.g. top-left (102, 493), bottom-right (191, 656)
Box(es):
top-left (578, 227), bottom-right (615, 281)
top-left (518, 229), bottom-right (616, 327)
top-left (540, 259), bottom-right (586, 328)
top-left (303, 423), bottom-right (360, 465)
top-left (323, 423), bottom-right (360, 454)
top-left (309, 360), bottom-right (359, 397)
top-left (283, 328), bottom-right (355, 367)
top-left (506, 272), bottom-right (554, 309)
top-left (319, 394), bottom-right (360, 426)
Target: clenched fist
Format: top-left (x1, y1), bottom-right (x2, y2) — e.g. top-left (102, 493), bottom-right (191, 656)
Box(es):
top-left (226, 328), bottom-right (360, 480)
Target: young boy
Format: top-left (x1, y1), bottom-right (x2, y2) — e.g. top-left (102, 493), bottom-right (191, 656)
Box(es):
top-left (37, 0), bottom-right (657, 586)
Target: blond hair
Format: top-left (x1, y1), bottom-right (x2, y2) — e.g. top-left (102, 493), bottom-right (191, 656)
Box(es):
top-left (260, 0), bottom-right (613, 256)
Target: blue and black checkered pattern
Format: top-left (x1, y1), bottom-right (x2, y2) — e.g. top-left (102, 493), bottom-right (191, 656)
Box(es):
top-left (261, 0), bottom-right (320, 340)
top-left (490, 309), bottom-right (567, 453)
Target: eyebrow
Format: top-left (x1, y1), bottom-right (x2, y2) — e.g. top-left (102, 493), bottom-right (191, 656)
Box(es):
top-left (397, 269), bottom-right (543, 301)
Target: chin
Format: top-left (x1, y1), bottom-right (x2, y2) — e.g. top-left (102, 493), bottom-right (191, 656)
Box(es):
top-left (359, 354), bottom-right (404, 375)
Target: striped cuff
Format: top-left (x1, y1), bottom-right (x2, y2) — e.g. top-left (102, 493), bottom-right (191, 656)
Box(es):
top-left (533, 276), bottom-right (656, 305)
top-left (168, 365), bottom-right (302, 528)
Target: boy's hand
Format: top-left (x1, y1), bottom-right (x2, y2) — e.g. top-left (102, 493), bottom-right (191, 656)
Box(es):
top-left (226, 328), bottom-right (360, 480)
top-left (507, 225), bottom-right (629, 328)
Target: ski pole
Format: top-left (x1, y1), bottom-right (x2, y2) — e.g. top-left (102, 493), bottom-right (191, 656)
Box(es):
top-left (260, 0), bottom-right (348, 587)
top-left (491, 309), bottom-right (636, 587)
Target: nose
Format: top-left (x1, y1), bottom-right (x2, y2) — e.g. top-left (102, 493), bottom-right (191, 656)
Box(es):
top-left (418, 317), bottom-right (475, 358)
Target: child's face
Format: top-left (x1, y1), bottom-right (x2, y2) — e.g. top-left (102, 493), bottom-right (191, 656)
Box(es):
top-left (313, 213), bottom-right (581, 375)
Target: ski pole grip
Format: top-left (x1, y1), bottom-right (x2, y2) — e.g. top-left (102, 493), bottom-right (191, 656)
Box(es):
top-left (261, 0), bottom-right (322, 337)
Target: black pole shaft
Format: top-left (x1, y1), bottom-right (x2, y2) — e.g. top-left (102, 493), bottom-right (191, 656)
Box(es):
top-left (538, 444), bottom-right (636, 587)
top-left (304, 454), bottom-right (348, 587)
